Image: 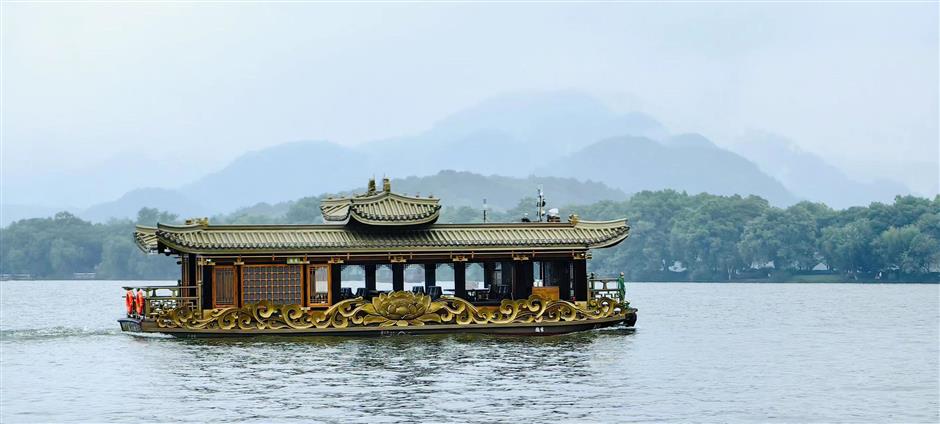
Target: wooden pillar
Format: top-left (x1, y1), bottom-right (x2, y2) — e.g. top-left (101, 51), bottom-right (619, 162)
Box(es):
top-left (554, 261), bottom-right (572, 301)
top-left (573, 259), bottom-right (588, 301)
top-left (364, 264), bottom-right (377, 291)
top-left (453, 262), bottom-right (467, 299)
top-left (194, 258), bottom-right (203, 311)
top-left (483, 262), bottom-right (495, 288)
top-left (301, 264), bottom-right (308, 307)
top-left (392, 263), bottom-right (405, 292)
top-left (424, 264), bottom-right (436, 289)
top-left (185, 254), bottom-right (197, 304)
top-left (330, 263), bottom-right (342, 304)
top-left (234, 263), bottom-right (242, 307)
top-left (512, 261), bottom-right (533, 299)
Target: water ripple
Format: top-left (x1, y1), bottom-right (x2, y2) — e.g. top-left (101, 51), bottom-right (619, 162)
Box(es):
top-left (1, 281), bottom-right (937, 423)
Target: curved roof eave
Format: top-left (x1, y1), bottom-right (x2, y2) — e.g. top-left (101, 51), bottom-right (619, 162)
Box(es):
top-left (143, 218), bottom-right (630, 255)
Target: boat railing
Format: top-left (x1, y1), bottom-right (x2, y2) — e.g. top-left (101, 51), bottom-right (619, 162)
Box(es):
top-left (588, 275), bottom-right (626, 304)
top-left (122, 285), bottom-right (199, 318)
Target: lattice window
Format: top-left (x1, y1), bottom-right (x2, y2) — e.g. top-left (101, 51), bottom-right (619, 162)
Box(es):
top-left (308, 265), bottom-right (330, 306)
top-left (242, 265), bottom-right (302, 305)
top-left (213, 266), bottom-right (236, 307)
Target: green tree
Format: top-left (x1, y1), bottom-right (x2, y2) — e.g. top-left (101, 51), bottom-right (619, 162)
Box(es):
top-left (819, 219), bottom-right (876, 276)
top-left (284, 196), bottom-right (325, 224)
top-left (873, 225), bottom-right (939, 274)
top-left (738, 206), bottom-right (817, 271)
top-left (136, 208), bottom-right (179, 225)
top-left (670, 195), bottom-right (768, 280)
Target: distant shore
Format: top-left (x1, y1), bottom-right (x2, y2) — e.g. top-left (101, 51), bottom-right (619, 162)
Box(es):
top-left (2, 278), bottom-right (936, 284)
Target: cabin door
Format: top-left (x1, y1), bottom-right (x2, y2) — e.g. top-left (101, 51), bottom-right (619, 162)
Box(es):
top-left (307, 265), bottom-right (330, 307)
top-left (212, 266), bottom-right (236, 308)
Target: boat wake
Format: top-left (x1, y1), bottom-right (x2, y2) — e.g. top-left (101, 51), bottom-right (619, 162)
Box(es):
top-left (0, 326), bottom-right (121, 341)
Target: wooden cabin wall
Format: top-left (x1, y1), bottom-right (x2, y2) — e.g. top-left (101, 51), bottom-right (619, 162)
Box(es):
top-left (573, 260), bottom-right (588, 301)
top-left (483, 263), bottom-right (495, 288)
top-left (453, 262), bottom-right (467, 298)
top-left (391, 263), bottom-right (404, 291)
top-left (364, 264), bottom-right (377, 290)
top-left (512, 261), bottom-right (533, 299)
top-left (202, 266), bottom-right (212, 309)
top-left (500, 261), bottom-right (513, 287)
top-left (329, 264), bottom-right (342, 304)
top-left (550, 261), bottom-right (573, 301)
top-left (424, 264), bottom-right (436, 290)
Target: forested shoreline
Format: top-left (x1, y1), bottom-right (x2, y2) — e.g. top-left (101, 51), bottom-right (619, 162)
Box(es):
top-left (1, 192), bottom-right (938, 282)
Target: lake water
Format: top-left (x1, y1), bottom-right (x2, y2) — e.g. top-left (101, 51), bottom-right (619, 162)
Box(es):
top-left (1, 281), bottom-right (937, 423)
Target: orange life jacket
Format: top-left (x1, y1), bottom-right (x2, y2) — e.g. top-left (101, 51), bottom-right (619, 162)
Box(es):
top-left (125, 290), bottom-right (134, 315)
top-left (136, 290), bottom-right (145, 315)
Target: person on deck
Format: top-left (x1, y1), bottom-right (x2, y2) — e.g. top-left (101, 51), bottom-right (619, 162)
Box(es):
top-left (617, 272), bottom-right (626, 303)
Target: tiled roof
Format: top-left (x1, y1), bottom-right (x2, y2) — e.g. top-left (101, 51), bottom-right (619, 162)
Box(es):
top-left (320, 191), bottom-right (441, 226)
top-left (134, 219), bottom-right (629, 254)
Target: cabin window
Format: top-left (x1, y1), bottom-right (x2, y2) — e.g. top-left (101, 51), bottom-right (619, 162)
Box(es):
top-left (308, 265), bottom-right (330, 306)
top-left (404, 264), bottom-right (424, 291)
top-left (242, 265), bottom-right (303, 305)
top-left (213, 266), bottom-right (236, 308)
top-left (466, 263), bottom-right (484, 290)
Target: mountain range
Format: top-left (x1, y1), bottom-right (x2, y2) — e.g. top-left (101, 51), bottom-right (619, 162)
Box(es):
top-left (728, 132), bottom-right (913, 209)
top-left (0, 91), bottom-right (916, 225)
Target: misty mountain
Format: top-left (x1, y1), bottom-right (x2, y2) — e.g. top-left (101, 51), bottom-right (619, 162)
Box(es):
top-left (4, 90), bottom-right (912, 224)
top-left (538, 134), bottom-right (798, 206)
top-left (80, 188), bottom-right (205, 223)
top-left (179, 140), bottom-right (373, 214)
top-left (360, 91), bottom-right (669, 177)
top-left (729, 132), bottom-right (912, 208)
top-left (2, 150), bottom-right (211, 209)
top-left (79, 171), bottom-right (627, 223)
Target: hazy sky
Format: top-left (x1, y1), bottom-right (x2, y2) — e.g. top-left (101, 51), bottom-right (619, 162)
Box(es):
top-left (3, 2), bottom-right (938, 195)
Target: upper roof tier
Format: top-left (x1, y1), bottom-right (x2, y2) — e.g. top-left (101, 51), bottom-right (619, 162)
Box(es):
top-left (319, 178), bottom-right (441, 226)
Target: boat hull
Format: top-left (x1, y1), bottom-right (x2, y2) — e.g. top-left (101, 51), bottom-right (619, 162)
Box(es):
top-left (119, 311), bottom-right (636, 337)
top-left (118, 293), bottom-right (636, 338)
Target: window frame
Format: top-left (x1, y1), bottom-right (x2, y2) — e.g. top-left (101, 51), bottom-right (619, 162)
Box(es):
top-left (240, 264), bottom-right (304, 305)
top-left (212, 265), bottom-right (236, 308)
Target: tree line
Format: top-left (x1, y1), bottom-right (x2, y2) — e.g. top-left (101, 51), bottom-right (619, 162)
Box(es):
top-left (571, 191), bottom-right (939, 281)
top-left (1, 192), bottom-right (937, 282)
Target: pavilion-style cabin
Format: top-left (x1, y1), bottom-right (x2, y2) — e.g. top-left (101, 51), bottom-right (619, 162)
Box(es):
top-left (120, 178), bottom-right (636, 336)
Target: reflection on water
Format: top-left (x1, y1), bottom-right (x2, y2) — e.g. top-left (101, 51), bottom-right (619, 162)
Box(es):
top-left (1, 281), bottom-right (937, 423)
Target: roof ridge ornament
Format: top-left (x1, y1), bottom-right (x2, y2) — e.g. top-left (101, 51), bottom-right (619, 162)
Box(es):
top-left (185, 217), bottom-right (209, 226)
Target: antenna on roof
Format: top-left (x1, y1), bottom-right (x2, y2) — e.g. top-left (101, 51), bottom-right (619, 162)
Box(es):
top-left (536, 185), bottom-right (546, 222)
top-left (482, 198), bottom-right (488, 223)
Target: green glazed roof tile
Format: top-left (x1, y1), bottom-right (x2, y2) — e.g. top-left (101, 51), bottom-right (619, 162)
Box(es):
top-left (134, 219), bottom-right (629, 254)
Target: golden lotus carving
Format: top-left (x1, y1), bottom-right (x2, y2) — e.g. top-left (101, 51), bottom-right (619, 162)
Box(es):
top-left (361, 291), bottom-right (444, 326)
top-left (154, 291), bottom-right (631, 331)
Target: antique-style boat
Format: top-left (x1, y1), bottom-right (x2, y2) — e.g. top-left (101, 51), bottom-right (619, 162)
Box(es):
top-left (119, 178), bottom-right (636, 337)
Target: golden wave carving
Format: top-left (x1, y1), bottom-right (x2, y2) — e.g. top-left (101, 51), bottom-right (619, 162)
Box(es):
top-left (154, 291), bottom-right (629, 331)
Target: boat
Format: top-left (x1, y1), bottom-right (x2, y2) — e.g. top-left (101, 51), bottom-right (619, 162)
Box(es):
top-left (119, 178), bottom-right (636, 337)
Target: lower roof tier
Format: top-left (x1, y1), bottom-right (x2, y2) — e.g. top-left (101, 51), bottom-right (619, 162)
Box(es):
top-left (134, 219), bottom-right (630, 255)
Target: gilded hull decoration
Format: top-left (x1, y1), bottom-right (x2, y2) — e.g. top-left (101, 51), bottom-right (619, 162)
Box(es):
top-left (154, 291), bottom-right (631, 331)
